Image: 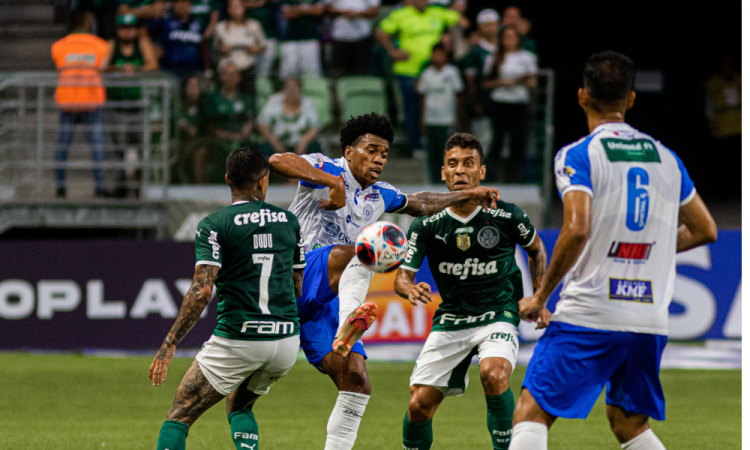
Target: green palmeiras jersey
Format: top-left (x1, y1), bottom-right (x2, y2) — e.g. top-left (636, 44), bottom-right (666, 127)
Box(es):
top-left (401, 201), bottom-right (536, 332)
top-left (195, 200), bottom-right (306, 341)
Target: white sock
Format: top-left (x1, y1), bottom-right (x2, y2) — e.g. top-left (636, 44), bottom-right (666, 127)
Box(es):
top-left (324, 391), bottom-right (370, 450)
top-left (621, 429), bottom-right (666, 450)
top-left (337, 256), bottom-right (374, 327)
top-left (508, 421), bottom-right (548, 450)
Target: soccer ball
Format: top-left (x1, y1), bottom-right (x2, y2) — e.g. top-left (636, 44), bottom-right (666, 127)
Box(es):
top-left (355, 221), bottom-right (407, 273)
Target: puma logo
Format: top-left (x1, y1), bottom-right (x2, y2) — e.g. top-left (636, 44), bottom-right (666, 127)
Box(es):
top-left (241, 444), bottom-right (256, 449)
top-left (435, 233), bottom-right (448, 244)
top-left (196, 228), bottom-right (202, 237)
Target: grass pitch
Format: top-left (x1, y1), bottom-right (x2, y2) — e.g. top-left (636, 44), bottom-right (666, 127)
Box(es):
top-left (0, 354), bottom-right (740, 449)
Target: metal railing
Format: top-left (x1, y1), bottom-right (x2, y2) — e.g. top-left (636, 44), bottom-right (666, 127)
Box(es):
top-left (0, 72), bottom-right (176, 202)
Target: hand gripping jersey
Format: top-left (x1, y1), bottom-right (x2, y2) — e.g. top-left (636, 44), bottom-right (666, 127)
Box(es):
top-left (400, 202), bottom-right (537, 332)
top-left (553, 122), bottom-right (696, 335)
top-left (288, 154), bottom-right (408, 252)
top-left (195, 201), bottom-right (306, 340)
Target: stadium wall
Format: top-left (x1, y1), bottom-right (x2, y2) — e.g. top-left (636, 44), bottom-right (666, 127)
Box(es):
top-left (0, 230), bottom-right (740, 350)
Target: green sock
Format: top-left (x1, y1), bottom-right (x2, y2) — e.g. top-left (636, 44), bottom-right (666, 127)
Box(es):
top-left (486, 390), bottom-right (515, 450)
top-left (228, 408), bottom-right (260, 450)
top-left (156, 420), bottom-right (189, 450)
top-left (402, 412), bottom-right (433, 450)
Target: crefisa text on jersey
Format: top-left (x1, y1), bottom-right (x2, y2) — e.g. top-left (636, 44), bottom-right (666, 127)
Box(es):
top-left (234, 209), bottom-right (288, 227)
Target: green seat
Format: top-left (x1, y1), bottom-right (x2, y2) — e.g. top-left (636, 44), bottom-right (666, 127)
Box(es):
top-left (302, 76), bottom-right (332, 129)
top-left (255, 77), bottom-right (273, 114)
top-left (336, 76), bottom-right (387, 122)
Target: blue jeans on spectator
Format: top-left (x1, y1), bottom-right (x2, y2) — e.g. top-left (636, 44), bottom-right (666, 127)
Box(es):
top-left (55, 109), bottom-right (105, 190)
top-left (398, 75), bottom-right (421, 155)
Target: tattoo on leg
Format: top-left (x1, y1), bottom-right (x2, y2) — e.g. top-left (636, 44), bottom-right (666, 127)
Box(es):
top-left (167, 360), bottom-right (225, 425)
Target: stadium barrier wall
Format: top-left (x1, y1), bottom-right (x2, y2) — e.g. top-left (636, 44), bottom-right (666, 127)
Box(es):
top-left (0, 230), bottom-right (740, 350)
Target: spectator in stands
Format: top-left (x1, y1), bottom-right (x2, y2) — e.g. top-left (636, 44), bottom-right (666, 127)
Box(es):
top-left (502, 6), bottom-right (535, 54)
top-left (215, 0), bottom-right (267, 97)
top-left (51, 10), bottom-right (109, 199)
top-left (705, 51), bottom-right (741, 198)
top-left (105, 13), bottom-right (159, 197)
top-left (195, 62), bottom-right (255, 183)
top-left (482, 25), bottom-right (537, 183)
top-left (246, 0), bottom-right (280, 78)
top-left (190, 0), bottom-right (220, 38)
top-left (461, 8), bottom-right (498, 150)
top-left (150, 0), bottom-right (210, 78)
top-left (280, 0), bottom-right (324, 78)
top-left (326, 0), bottom-right (380, 76)
top-left (178, 75), bottom-right (202, 141)
top-left (257, 77), bottom-right (321, 155)
top-left (375, 0), bottom-right (465, 157)
top-left (418, 43), bottom-right (463, 183)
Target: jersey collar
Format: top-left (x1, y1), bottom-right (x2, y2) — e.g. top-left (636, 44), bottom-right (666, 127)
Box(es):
top-left (446, 206), bottom-right (482, 224)
top-left (591, 122), bottom-right (634, 135)
top-left (232, 200), bottom-right (249, 205)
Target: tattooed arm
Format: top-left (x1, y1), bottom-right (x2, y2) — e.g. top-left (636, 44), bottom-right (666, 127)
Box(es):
top-left (293, 269), bottom-right (304, 299)
top-left (399, 186), bottom-right (500, 217)
top-left (149, 264), bottom-right (219, 386)
top-left (522, 234), bottom-right (551, 329)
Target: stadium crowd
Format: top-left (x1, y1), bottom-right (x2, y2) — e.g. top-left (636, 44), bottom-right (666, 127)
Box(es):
top-left (56, 0), bottom-right (541, 189)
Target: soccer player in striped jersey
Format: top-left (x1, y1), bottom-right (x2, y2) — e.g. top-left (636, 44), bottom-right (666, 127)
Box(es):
top-left (509, 51), bottom-right (718, 450)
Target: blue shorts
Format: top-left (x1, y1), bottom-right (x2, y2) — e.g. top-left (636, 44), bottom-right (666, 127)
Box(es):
top-left (297, 245), bottom-right (366, 373)
top-left (523, 321), bottom-right (667, 421)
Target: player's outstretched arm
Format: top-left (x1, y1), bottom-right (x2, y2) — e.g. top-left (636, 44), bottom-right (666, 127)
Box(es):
top-left (518, 191), bottom-right (591, 322)
top-left (676, 193), bottom-right (717, 253)
top-left (394, 268), bottom-right (432, 305)
top-left (149, 264), bottom-right (219, 386)
top-left (268, 153), bottom-right (346, 210)
top-left (400, 186), bottom-right (499, 217)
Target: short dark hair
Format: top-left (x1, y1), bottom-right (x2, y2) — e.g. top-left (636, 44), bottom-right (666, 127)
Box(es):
top-left (339, 113), bottom-right (394, 153)
top-left (431, 42), bottom-right (446, 54)
top-left (443, 133), bottom-right (484, 164)
top-left (70, 9), bottom-right (90, 30)
top-left (583, 51), bottom-right (634, 110)
top-left (226, 147), bottom-right (269, 189)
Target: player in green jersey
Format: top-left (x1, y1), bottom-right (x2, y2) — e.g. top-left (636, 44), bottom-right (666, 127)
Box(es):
top-left (394, 133), bottom-right (551, 450)
top-left (149, 147), bottom-right (306, 450)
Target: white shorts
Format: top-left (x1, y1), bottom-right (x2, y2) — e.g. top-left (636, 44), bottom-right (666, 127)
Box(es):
top-left (196, 334), bottom-right (299, 396)
top-left (410, 321), bottom-right (519, 397)
top-left (279, 40), bottom-right (321, 78)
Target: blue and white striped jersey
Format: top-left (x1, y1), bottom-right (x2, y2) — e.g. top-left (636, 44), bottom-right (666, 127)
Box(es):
top-left (552, 122), bottom-right (696, 335)
top-left (289, 153), bottom-right (408, 253)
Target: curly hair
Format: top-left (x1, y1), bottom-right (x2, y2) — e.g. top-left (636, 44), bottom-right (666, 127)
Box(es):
top-left (443, 133), bottom-right (484, 164)
top-left (226, 146), bottom-right (269, 189)
top-left (339, 113), bottom-right (394, 153)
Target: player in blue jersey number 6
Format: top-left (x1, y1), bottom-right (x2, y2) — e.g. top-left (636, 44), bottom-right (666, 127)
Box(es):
top-left (508, 52), bottom-right (718, 450)
top-left (269, 114), bottom-right (500, 450)
top-left (394, 133), bottom-right (550, 450)
top-left (149, 148), bottom-right (306, 450)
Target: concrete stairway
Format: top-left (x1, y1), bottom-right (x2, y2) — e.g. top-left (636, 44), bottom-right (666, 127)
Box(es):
top-left (0, 0), bottom-right (66, 71)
